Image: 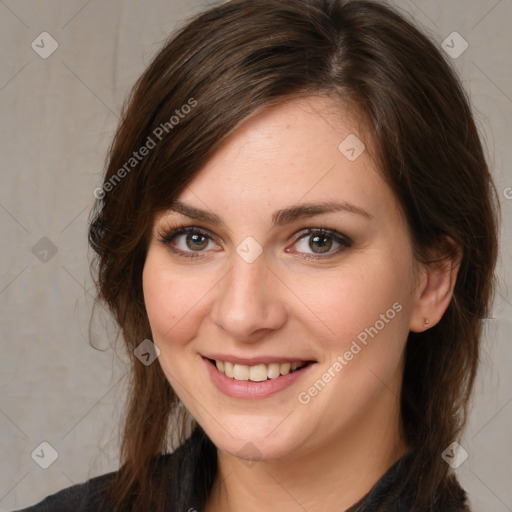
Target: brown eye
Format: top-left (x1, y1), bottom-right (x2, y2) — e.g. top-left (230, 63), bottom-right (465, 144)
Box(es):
top-left (288, 228), bottom-right (352, 259)
top-left (186, 233), bottom-right (209, 251)
top-left (159, 226), bottom-right (220, 258)
top-left (309, 234), bottom-right (333, 253)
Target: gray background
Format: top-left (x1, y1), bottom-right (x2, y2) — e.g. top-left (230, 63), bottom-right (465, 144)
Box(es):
top-left (0, 0), bottom-right (511, 510)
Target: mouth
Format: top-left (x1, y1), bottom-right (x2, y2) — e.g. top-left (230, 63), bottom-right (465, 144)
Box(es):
top-left (206, 358), bottom-right (314, 382)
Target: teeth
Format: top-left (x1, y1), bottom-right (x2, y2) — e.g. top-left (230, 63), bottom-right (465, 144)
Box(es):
top-left (280, 362), bottom-right (291, 375)
top-left (267, 363), bottom-right (281, 379)
top-left (224, 361), bottom-right (234, 378)
top-left (214, 360), bottom-right (307, 381)
top-left (233, 364), bottom-right (249, 380)
top-left (249, 364), bottom-right (268, 382)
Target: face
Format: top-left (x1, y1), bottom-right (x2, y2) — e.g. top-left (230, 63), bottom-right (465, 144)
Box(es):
top-left (143, 96), bottom-right (421, 462)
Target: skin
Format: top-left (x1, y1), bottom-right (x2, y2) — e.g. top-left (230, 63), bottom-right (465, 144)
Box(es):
top-left (142, 95), bottom-right (460, 511)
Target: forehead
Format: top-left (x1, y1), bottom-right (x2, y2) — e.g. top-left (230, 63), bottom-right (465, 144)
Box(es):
top-left (173, 95), bottom-right (399, 227)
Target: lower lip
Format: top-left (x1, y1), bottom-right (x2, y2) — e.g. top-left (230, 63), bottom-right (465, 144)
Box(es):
top-left (203, 358), bottom-right (315, 399)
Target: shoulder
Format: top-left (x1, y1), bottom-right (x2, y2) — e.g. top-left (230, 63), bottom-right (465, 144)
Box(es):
top-left (15, 427), bottom-right (213, 512)
top-left (347, 450), bottom-right (472, 512)
top-left (13, 454), bottom-right (174, 512)
top-left (12, 470), bottom-right (117, 512)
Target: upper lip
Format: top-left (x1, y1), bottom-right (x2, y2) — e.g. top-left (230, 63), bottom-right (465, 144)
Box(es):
top-left (203, 354), bottom-right (315, 366)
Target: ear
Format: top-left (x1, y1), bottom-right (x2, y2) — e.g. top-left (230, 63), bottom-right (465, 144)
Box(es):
top-left (409, 239), bottom-right (462, 333)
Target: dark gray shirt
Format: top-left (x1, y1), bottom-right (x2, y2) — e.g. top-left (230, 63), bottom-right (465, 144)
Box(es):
top-left (15, 429), bottom-right (471, 512)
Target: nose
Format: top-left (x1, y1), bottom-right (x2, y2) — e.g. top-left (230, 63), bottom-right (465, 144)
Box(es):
top-left (211, 252), bottom-right (287, 342)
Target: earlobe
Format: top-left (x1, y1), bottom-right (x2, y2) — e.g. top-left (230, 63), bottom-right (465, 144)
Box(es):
top-left (409, 241), bottom-right (462, 333)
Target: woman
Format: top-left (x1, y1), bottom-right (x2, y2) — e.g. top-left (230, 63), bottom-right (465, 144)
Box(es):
top-left (18, 0), bottom-right (498, 510)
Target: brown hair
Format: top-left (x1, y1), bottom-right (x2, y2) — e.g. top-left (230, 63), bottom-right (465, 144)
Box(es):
top-left (88, 0), bottom-right (499, 510)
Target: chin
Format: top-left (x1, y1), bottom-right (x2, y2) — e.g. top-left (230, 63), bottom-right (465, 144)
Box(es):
top-left (196, 412), bottom-right (313, 464)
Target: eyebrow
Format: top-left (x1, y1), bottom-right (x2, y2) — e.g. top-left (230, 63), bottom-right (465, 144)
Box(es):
top-left (166, 199), bottom-right (373, 228)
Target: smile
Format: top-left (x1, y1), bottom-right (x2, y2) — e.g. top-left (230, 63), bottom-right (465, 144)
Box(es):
top-left (213, 359), bottom-right (308, 381)
top-left (203, 356), bottom-right (315, 399)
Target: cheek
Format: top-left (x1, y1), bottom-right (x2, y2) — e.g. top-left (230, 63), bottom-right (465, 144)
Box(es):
top-left (142, 252), bottom-right (214, 345)
top-left (291, 253), bottom-right (413, 353)
top-left (292, 258), bottom-right (412, 427)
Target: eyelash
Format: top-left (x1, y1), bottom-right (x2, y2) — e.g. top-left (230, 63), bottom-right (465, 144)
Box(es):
top-left (157, 225), bottom-right (352, 261)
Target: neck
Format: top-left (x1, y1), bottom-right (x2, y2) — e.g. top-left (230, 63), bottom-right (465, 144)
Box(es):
top-left (204, 390), bottom-right (408, 512)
